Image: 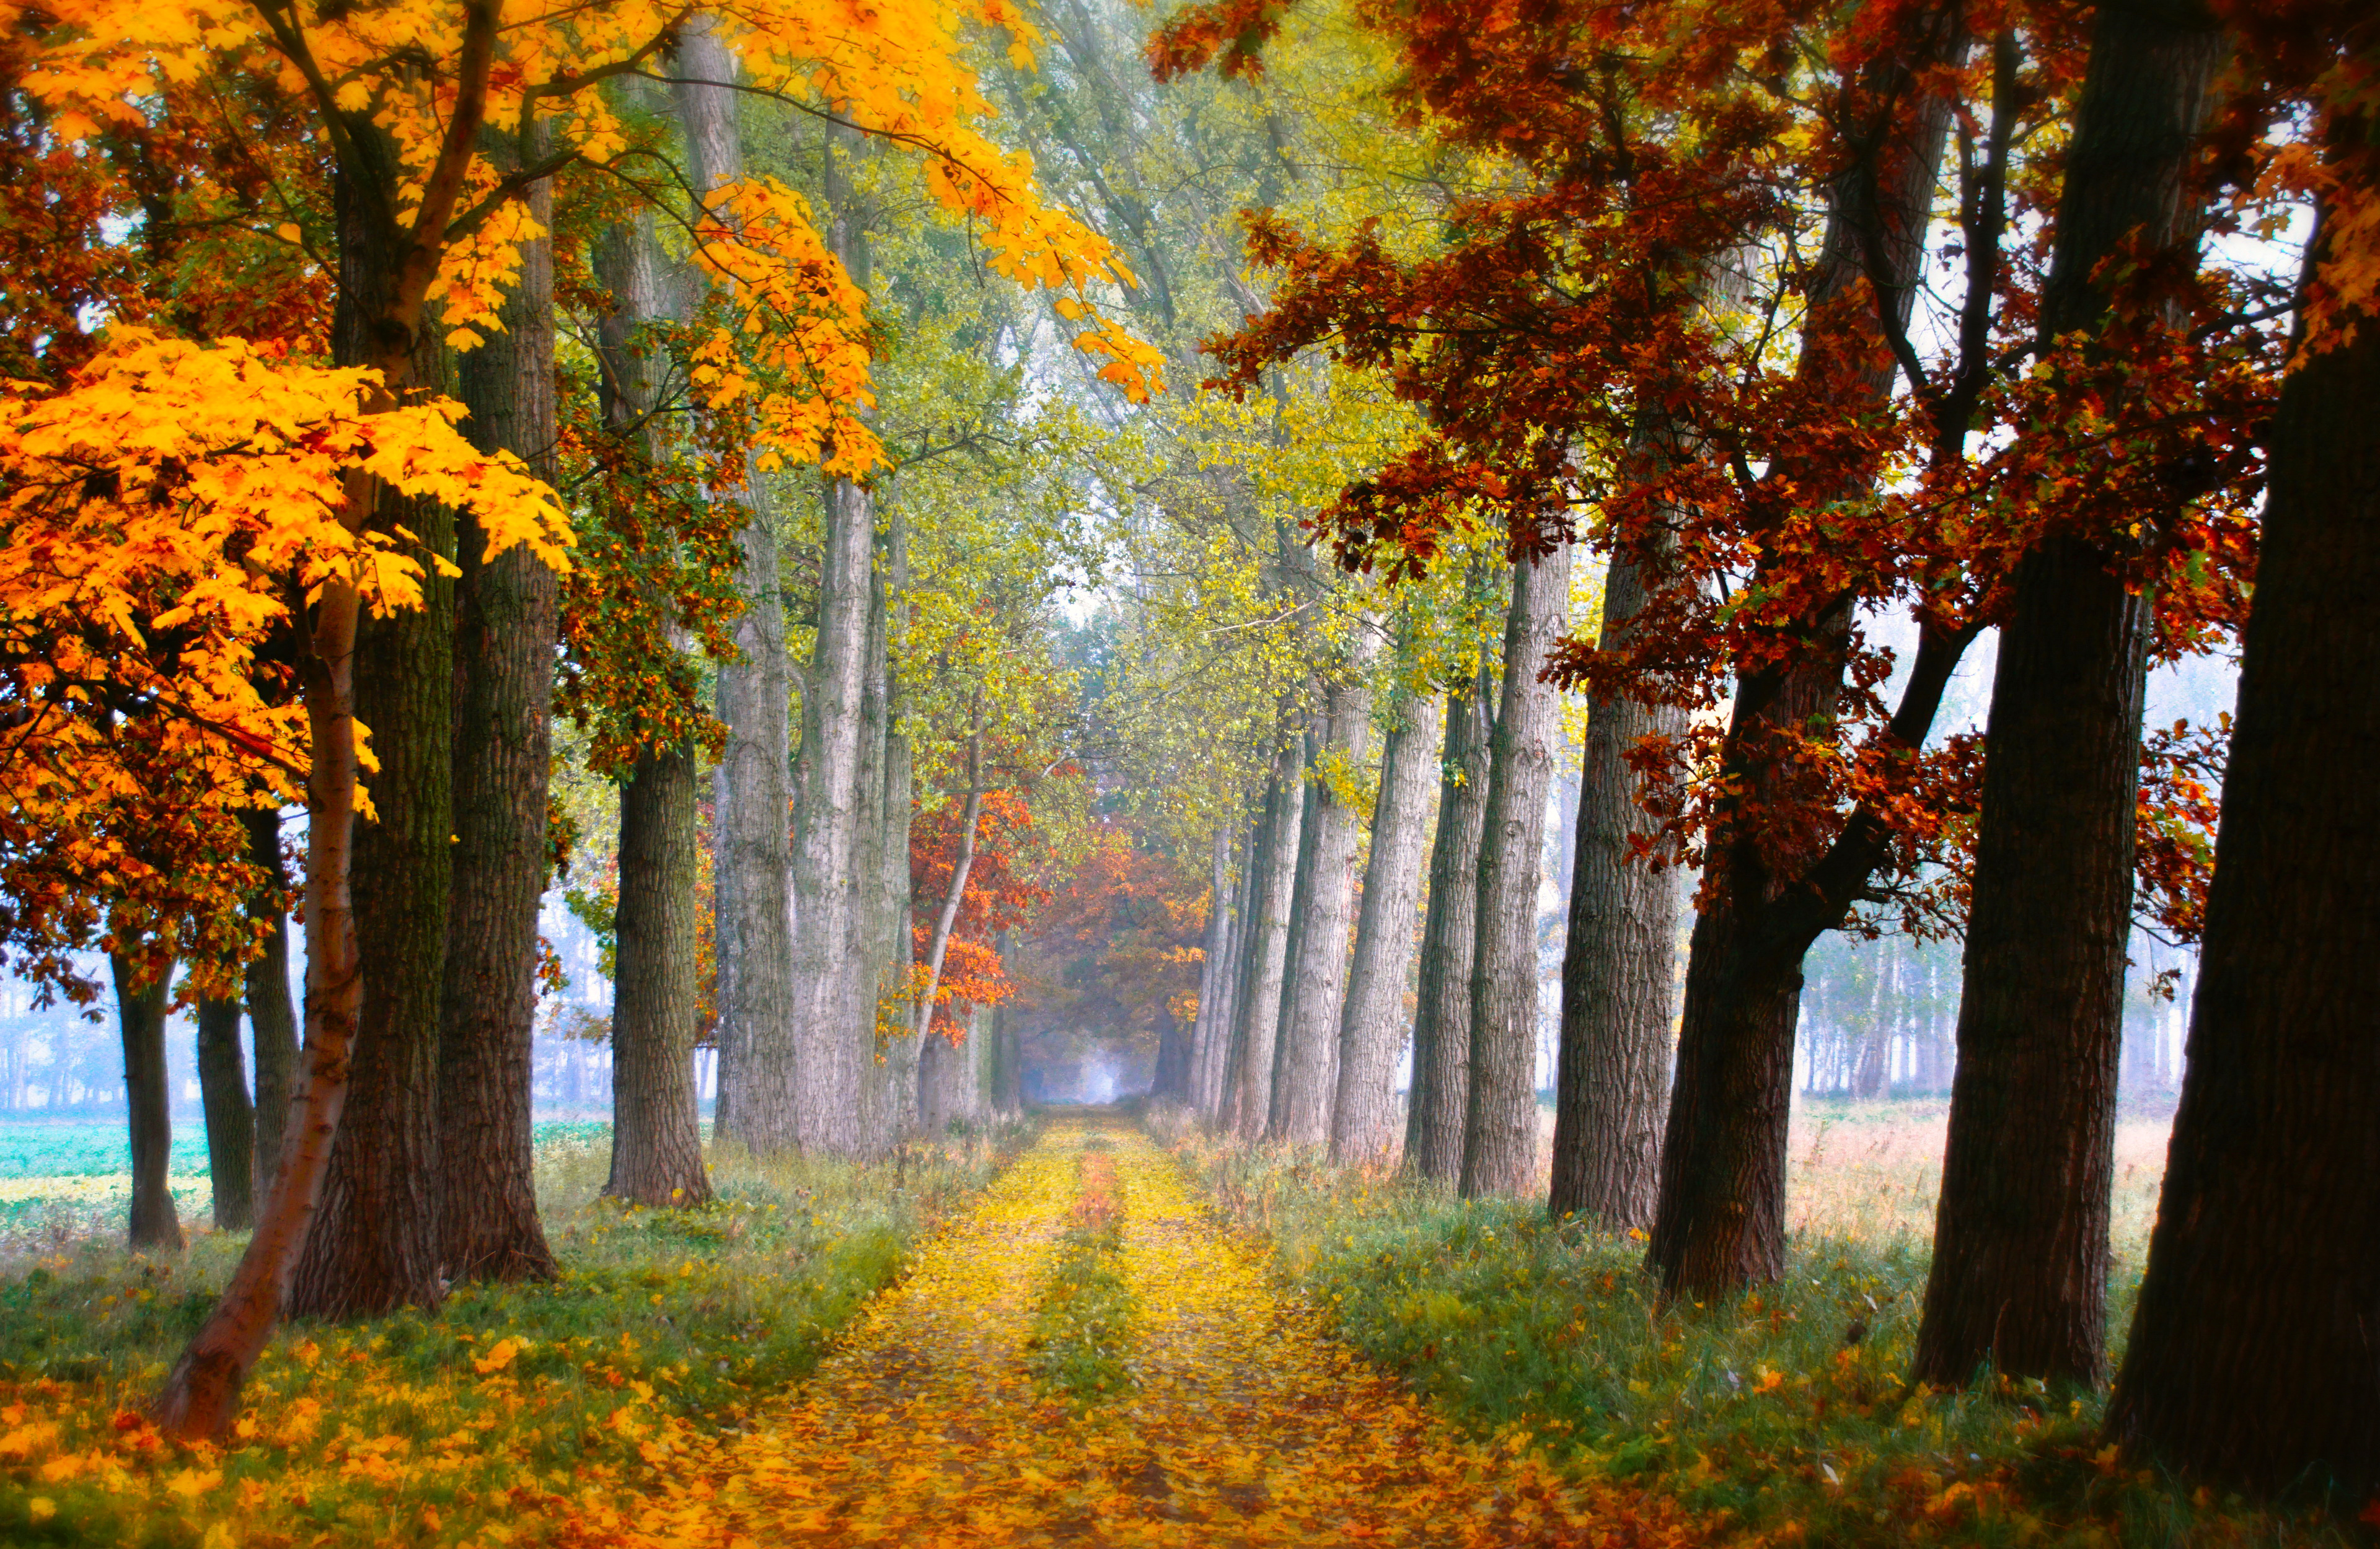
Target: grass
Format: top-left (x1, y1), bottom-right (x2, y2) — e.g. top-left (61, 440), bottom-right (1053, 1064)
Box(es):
top-left (0, 1120), bottom-right (617, 1255)
top-left (1022, 1132), bottom-right (1137, 1409)
top-left (1154, 1099), bottom-right (2358, 1548)
top-left (0, 1113), bottom-right (1035, 1547)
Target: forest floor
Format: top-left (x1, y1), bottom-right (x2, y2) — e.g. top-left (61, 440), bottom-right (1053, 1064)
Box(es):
top-left (557, 1110), bottom-right (1717, 1547)
top-left (0, 1102), bottom-right (2359, 1547)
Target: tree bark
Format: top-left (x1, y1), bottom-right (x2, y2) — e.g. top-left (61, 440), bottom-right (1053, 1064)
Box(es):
top-left (1264, 753), bottom-right (1320, 1135)
top-left (1227, 733), bottom-right (1306, 1141)
top-left (239, 808), bottom-right (298, 1200)
top-left (1330, 696), bottom-right (1440, 1164)
top-left (154, 14), bottom-right (500, 1428)
top-left (114, 954), bottom-right (184, 1252)
top-left (1461, 546), bottom-right (1571, 1198)
top-left (1274, 659), bottom-right (1374, 1146)
top-left (1196, 823), bottom-right (1252, 1123)
top-left (440, 138), bottom-right (560, 1284)
top-left (288, 304), bottom-right (455, 1320)
top-left (1404, 667), bottom-right (1492, 1182)
top-left (912, 732), bottom-right (982, 1042)
top-left (609, 743), bottom-right (713, 1206)
top-left (1648, 8), bottom-right (1964, 1295)
top-left (1551, 545), bottom-right (1683, 1226)
top-left (675, 17), bottom-right (798, 1156)
top-left (787, 467), bottom-right (876, 1155)
top-left (195, 993), bottom-right (255, 1233)
top-left (2100, 216), bottom-right (2380, 1502)
top-left (1181, 823), bottom-right (1233, 1109)
top-left (1916, 0), bottom-right (2221, 1390)
top-left (861, 501), bottom-right (917, 1148)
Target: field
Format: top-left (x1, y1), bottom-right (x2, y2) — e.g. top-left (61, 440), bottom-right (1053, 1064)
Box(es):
top-left (0, 1120), bottom-right (615, 1255)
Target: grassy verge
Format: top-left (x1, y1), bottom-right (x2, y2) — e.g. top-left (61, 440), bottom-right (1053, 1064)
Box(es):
top-left (1023, 1135), bottom-right (1137, 1409)
top-left (0, 1114), bottom-right (1034, 1547)
top-left (1162, 1125), bottom-right (2357, 1548)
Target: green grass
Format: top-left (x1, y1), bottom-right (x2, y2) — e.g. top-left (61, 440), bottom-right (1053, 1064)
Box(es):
top-left (0, 1115), bottom-right (1036, 1547)
top-left (1023, 1141), bottom-right (1136, 1409)
top-left (1166, 1126), bottom-right (2360, 1548)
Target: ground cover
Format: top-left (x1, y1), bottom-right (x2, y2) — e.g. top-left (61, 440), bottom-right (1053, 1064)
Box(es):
top-left (1023, 1135), bottom-right (1138, 1407)
top-left (539, 1113), bottom-right (1722, 1546)
top-left (0, 1117), bottom-right (1029, 1546)
top-left (1156, 1100), bottom-right (2356, 1548)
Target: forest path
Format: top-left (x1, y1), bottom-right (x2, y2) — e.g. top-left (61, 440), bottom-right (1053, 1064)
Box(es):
top-left (568, 1113), bottom-right (1708, 1548)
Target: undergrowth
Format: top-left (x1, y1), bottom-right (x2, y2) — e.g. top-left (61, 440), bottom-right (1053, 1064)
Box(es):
top-left (0, 1113), bottom-right (1036, 1546)
top-left (1023, 1137), bottom-right (1136, 1409)
top-left (1167, 1128), bottom-right (2360, 1549)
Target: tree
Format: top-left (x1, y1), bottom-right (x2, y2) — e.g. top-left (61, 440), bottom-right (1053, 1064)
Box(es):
top-left (1461, 545), bottom-right (1570, 1198)
top-left (1550, 502), bottom-right (1685, 1226)
top-left (1329, 690), bottom-right (1439, 1163)
top-left (2102, 4), bottom-right (2380, 1496)
top-left (1404, 666), bottom-right (1492, 1183)
top-left (113, 953), bottom-right (184, 1251)
top-left (1915, 0), bottom-right (2227, 1390)
top-left (193, 986), bottom-right (256, 1232)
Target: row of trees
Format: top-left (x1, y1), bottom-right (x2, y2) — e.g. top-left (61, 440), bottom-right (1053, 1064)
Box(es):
top-left (0, 0), bottom-right (1161, 1438)
top-left (1144, 0), bottom-right (2375, 1507)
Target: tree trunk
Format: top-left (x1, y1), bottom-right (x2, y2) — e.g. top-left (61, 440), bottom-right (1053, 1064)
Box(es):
top-left (1228, 734), bottom-right (1306, 1141)
top-left (195, 993), bottom-right (255, 1233)
top-left (1551, 545), bottom-right (1683, 1226)
top-left (1461, 546), bottom-right (1571, 1198)
top-left (609, 744), bottom-right (712, 1206)
top-left (240, 808), bottom-right (298, 1199)
top-left (439, 139), bottom-right (559, 1284)
top-left (114, 954), bottom-right (184, 1252)
top-left (2100, 216), bottom-right (2380, 1502)
top-left (1331, 696), bottom-right (1440, 1164)
top-left (675, 17), bottom-right (798, 1156)
top-left (1265, 757), bottom-right (1320, 1135)
top-left (154, 19), bottom-right (499, 1431)
top-left (862, 501), bottom-right (917, 1149)
top-left (1404, 668), bottom-right (1492, 1182)
top-left (1647, 9), bottom-right (1963, 1296)
top-left (1183, 823), bottom-right (1233, 1110)
top-left (913, 733), bottom-right (982, 1042)
top-left (1274, 662), bottom-right (1374, 1146)
top-left (788, 468), bottom-right (876, 1155)
top-left (1916, 0), bottom-right (2221, 1390)
top-left (289, 312), bottom-right (455, 1320)
top-left (1196, 823), bottom-right (1253, 1123)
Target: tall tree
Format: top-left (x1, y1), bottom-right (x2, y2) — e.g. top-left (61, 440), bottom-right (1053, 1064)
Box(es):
top-left (1550, 535), bottom-right (1683, 1226)
top-left (239, 808), bottom-right (298, 1200)
top-left (2102, 211), bottom-right (2380, 1502)
top-left (1404, 667), bottom-right (1492, 1182)
top-left (1222, 731), bottom-right (1304, 1138)
top-left (287, 300), bottom-right (456, 1321)
top-left (593, 216), bottom-right (713, 1210)
top-left (1916, 0), bottom-right (2226, 1389)
top-left (1461, 546), bottom-right (1571, 1198)
top-left (675, 19), bottom-right (798, 1155)
top-left (440, 135), bottom-right (561, 1282)
top-left (193, 990), bottom-right (255, 1232)
top-left (1272, 643), bottom-right (1375, 1146)
top-left (113, 952), bottom-right (184, 1252)
top-left (1330, 693), bottom-right (1440, 1163)
top-left (1646, 10), bottom-right (1972, 1295)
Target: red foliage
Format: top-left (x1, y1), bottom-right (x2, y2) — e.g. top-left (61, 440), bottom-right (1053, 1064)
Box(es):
top-left (908, 789), bottom-right (1046, 1040)
top-left (1015, 823), bottom-right (1207, 1045)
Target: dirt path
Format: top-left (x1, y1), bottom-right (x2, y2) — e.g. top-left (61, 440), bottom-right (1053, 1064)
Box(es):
top-left (568, 1115), bottom-right (1707, 1547)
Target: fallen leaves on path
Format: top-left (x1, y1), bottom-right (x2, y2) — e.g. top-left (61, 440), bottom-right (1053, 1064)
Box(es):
top-left (554, 1116), bottom-right (1728, 1547)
